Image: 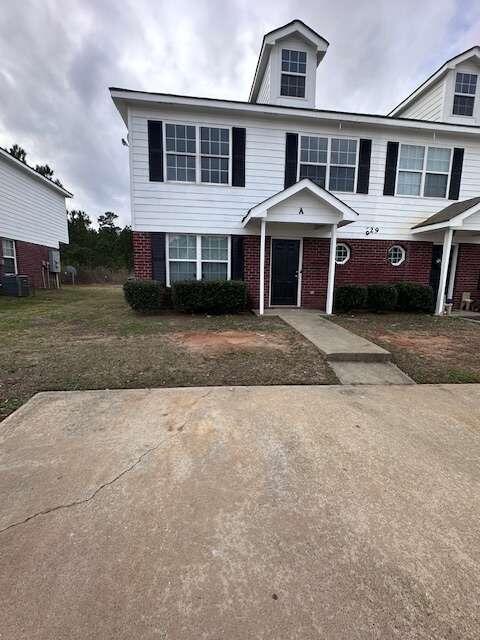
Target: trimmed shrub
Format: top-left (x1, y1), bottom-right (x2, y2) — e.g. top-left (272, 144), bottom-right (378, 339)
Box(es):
top-left (123, 279), bottom-right (171, 313)
top-left (395, 282), bottom-right (434, 313)
top-left (367, 284), bottom-right (398, 312)
top-left (334, 285), bottom-right (368, 312)
top-left (172, 280), bottom-right (247, 314)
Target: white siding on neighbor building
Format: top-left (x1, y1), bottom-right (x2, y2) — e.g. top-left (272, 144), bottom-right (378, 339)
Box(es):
top-left (400, 79), bottom-right (445, 121)
top-left (257, 58), bottom-right (271, 104)
top-left (129, 104), bottom-right (480, 242)
top-left (0, 155), bottom-right (68, 248)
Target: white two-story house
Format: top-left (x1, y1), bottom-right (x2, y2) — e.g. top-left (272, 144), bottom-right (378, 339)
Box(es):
top-left (111, 19), bottom-right (480, 314)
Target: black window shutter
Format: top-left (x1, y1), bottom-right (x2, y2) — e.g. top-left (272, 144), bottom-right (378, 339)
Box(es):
top-left (448, 148), bottom-right (464, 200)
top-left (230, 236), bottom-right (244, 280)
top-left (148, 120), bottom-right (164, 182)
top-left (151, 232), bottom-right (166, 284)
top-left (284, 133), bottom-right (298, 189)
top-left (232, 127), bottom-right (246, 187)
top-left (383, 141), bottom-right (399, 196)
top-left (356, 139), bottom-right (372, 194)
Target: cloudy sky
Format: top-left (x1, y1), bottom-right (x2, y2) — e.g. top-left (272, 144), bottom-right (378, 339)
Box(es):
top-left (1, 0), bottom-right (479, 226)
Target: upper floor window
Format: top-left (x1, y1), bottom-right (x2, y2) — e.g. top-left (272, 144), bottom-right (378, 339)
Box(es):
top-left (281, 49), bottom-right (306, 98)
top-left (165, 124), bottom-right (231, 184)
top-left (453, 72), bottom-right (477, 116)
top-left (298, 136), bottom-right (358, 192)
top-left (397, 144), bottom-right (451, 198)
top-left (2, 239), bottom-right (17, 275)
top-left (165, 124), bottom-right (196, 182)
top-left (200, 127), bottom-right (230, 184)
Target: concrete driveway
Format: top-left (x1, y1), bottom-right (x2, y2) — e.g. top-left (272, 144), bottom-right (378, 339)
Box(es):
top-left (1, 385), bottom-right (479, 639)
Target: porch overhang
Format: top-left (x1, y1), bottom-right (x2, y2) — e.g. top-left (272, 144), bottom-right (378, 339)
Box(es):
top-left (411, 197), bottom-right (480, 235)
top-left (242, 178), bottom-right (359, 228)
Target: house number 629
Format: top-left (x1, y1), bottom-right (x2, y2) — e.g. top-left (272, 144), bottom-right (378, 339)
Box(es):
top-left (366, 226), bottom-right (379, 236)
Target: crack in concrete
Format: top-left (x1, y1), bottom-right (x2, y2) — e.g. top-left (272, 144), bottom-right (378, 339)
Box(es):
top-left (0, 389), bottom-right (213, 535)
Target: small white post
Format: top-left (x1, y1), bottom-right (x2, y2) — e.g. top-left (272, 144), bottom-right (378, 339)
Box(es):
top-left (259, 218), bottom-right (266, 315)
top-left (326, 223), bottom-right (337, 315)
top-left (435, 228), bottom-right (453, 315)
top-left (447, 243), bottom-right (459, 301)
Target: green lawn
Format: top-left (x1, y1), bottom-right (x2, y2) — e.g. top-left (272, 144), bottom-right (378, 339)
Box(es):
top-left (0, 286), bottom-right (335, 422)
top-left (333, 313), bottom-right (480, 383)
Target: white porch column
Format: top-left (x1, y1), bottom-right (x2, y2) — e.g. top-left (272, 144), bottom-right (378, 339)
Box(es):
top-left (435, 228), bottom-right (453, 315)
top-left (447, 243), bottom-right (459, 301)
top-left (259, 218), bottom-right (266, 315)
top-left (326, 223), bottom-right (338, 315)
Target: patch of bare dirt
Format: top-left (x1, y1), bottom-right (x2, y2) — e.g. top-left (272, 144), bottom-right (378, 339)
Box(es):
top-left (377, 331), bottom-right (457, 358)
top-left (169, 330), bottom-right (290, 353)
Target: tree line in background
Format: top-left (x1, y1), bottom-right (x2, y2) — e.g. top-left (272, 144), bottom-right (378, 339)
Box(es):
top-left (9, 143), bottom-right (64, 187)
top-left (61, 210), bottom-right (133, 272)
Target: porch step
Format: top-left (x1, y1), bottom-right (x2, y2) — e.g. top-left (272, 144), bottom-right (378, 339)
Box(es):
top-left (270, 309), bottom-right (391, 363)
top-left (330, 361), bottom-right (414, 385)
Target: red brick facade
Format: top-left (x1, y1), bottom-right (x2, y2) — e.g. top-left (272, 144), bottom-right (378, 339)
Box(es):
top-left (243, 236), bottom-right (435, 310)
top-left (0, 238), bottom-right (52, 289)
top-left (132, 231), bottom-right (480, 311)
top-left (133, 232), bottom-right (153, 279)
top-left (452, 243), bottom-right (480, 307)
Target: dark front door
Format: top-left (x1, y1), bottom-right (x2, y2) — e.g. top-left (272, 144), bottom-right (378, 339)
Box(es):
top-left (429, 246), bottom-right (443, 296)
top-left (429, 245), bottom-right (454, 299)
top-left (271, 239), bottom-right (300, 306)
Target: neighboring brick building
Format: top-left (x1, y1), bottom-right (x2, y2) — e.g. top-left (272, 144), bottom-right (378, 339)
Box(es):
top-left (0, 146), bottom-right (72, 291)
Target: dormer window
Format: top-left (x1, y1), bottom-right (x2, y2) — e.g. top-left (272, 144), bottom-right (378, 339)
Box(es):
top-left (280, 49), bottom-right (306, 98)
top-left (453, 72), bottom-right (477, 116)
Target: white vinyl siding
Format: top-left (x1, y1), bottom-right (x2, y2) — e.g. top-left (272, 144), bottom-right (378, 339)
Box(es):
top-left (129, 105), bottom-right (480, 242)
top-left (400, 79), bottom-right (445, 121)
top-left (0, 155), bottom-right (68, 249)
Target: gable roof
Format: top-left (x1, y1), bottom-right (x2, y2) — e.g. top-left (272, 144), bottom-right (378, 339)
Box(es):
top-left (242, 178), bottom-right (358, 226)
top-left (0, 146), bottom-right (73, 198)
top-left (249, 20), bottom-right (329, 103)
top-left (388, 46), bottom-right (480, 117)
top-left (412, 196), bottom-right (480, 232)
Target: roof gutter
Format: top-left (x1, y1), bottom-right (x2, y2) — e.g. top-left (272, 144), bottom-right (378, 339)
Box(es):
top-left (110, 88), bottom-right (480, 136)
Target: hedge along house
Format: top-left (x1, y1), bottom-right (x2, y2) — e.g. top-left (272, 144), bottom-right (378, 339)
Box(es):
top-left (0, 146), bottom-right (72, 289)
top-left (110, 20), bottom-right (480, 314)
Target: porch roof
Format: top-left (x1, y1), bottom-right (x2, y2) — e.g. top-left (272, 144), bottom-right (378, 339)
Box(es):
top-left (411, 196), bottom-right (480, 234)
top-left (242, 178), bottom-right (359, 227)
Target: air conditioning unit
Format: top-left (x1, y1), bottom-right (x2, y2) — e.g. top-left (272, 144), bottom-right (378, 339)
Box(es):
top-left (48, 249), bottom-right (61, 273)
top-left (1, 275), bottom-right (31, 297)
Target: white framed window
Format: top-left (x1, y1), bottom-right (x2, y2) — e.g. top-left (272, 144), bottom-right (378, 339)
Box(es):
top-left (164, 123), bottom-right (231, 184)
top-left (166, 234), bottom-right (231, 285)
top-left (165, 124), bottom-right (196, 182)
top-left (335, 243), bottom-right (351, 265)
top-left (2, 238), bottom-right (17, 275)
top-left (281, 49), bottom-right (306, 98)
top-left (200, 127), bottom-right (230, 184)
top-left (396, 144), bottom-right (452, 198)
top-left (387, 245), bottom-right (405, 266)
top-left (298, 135), bottom-right (359, 193)
top-left (453, 72), bottom-right (477, 116)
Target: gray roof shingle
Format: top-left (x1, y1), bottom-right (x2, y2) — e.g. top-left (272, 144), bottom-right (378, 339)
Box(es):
top-left (412, 196), bottom-right (480, 229)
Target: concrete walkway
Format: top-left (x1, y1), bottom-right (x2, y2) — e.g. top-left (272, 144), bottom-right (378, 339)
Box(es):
top-left (267, 309), bottom-right (413, 384)
top-left (2, 386), bottom-right (480, 639)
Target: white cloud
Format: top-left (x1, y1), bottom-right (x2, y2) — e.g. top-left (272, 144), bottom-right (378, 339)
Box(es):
top-left (0, 0), bottom-right (478, 227)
